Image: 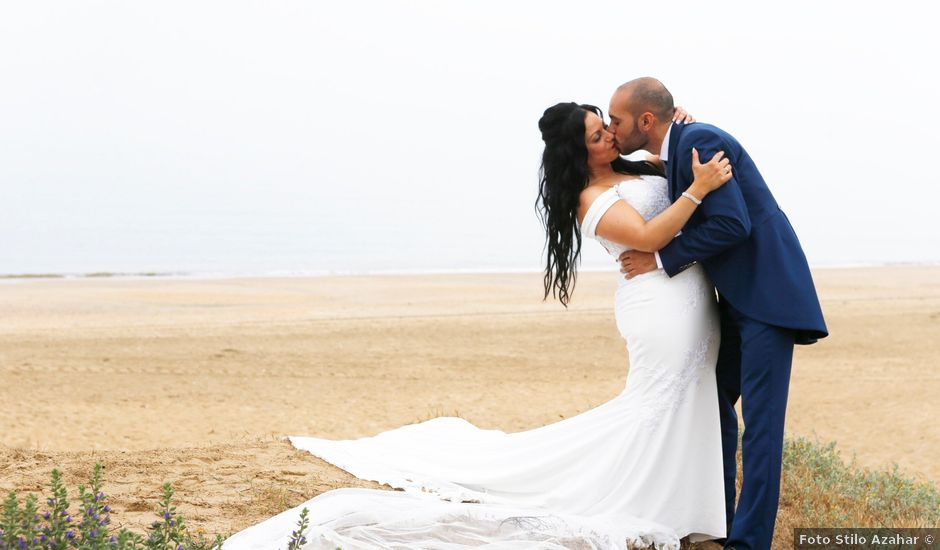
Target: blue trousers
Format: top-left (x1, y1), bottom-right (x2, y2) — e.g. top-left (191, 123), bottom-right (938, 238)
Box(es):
top-left (716, 295), bottom-right (795, 550)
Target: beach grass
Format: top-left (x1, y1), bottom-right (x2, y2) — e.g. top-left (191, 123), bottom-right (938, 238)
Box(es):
top-left (758, 434), bottom-right (938, 549)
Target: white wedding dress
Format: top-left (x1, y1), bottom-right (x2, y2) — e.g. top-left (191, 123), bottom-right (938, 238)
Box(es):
top-left (224, 175), bottom-right (726, 550)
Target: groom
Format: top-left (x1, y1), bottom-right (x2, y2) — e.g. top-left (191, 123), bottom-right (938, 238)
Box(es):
top-left (609, 78), bottom-right (827, 550)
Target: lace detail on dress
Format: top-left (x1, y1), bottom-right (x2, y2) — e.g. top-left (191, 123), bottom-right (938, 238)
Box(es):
top-left (496, 516), bottom-right (616, 549)
top-left (618, 175), bottom-right (672, 222)
top-left (582, 175), bottom-right (672, 260)
top-left (635, 312), bottom-right (718, 434)
top-left (683, 264), bottom-right (711, 313)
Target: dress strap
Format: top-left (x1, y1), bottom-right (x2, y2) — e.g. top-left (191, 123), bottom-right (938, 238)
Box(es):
top-left (581, 187), bottom-right (620, 240)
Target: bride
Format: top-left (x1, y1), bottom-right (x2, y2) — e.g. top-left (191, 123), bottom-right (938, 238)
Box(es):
top-left (223, 103), bottom-right (733, 550)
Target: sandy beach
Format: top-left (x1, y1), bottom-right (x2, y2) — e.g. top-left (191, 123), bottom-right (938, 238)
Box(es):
top-left (1, 265), bottom-right (938, 537)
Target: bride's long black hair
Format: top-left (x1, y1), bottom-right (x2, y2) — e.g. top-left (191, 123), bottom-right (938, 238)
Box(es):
top-left (536, 102), bottom-right (664, 307)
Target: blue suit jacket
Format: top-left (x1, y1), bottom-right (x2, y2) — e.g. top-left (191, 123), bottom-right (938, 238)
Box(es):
top-left (658, 122), bottom-right (828, 344)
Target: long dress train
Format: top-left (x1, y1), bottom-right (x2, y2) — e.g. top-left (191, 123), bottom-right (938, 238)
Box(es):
top-left (224, 175), bottom-right (726, 549)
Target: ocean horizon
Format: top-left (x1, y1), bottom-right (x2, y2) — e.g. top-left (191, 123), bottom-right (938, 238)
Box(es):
top-left (2, 259), bottom-right (938, 282)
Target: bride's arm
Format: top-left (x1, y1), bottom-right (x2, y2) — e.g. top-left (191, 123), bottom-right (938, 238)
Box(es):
top-left (581, 149), bottom-right (731, 252)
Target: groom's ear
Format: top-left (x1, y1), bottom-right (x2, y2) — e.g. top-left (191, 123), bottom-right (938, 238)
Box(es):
top-left (637, 112), bottom-right (656, 132)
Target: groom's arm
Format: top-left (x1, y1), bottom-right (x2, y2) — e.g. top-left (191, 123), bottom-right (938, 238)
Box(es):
top-left (657, 131), bottom-right (752, 277)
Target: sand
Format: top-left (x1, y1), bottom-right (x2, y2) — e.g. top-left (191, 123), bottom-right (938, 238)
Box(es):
top-left (1, 265), bottom-right (938, 536)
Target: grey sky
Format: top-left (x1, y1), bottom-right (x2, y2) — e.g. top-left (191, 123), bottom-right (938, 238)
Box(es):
top-left (1, 1), bottom-right (937, 274)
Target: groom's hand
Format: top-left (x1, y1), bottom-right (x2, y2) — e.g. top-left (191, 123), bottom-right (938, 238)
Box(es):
top-left (618, 250), bottom-right (657, 279)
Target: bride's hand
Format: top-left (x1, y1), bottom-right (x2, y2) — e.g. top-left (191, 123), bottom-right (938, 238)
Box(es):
top-left (673, 106), bottom-right (696, 124)
top-left (689, 148), bottom-right (732, 197)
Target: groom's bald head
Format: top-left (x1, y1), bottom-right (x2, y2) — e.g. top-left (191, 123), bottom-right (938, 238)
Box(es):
top-left (608, 77), bottom-right (675, 155)
top-left (612, 77), bottom-right (674, 119)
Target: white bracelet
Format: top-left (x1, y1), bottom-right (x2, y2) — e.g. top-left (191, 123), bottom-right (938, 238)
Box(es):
top-left (681, 191), bottom-right (702, 205)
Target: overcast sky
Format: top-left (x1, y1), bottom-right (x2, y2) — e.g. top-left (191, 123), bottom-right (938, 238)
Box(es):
top-left (1, 1), bottom-right (937, 274)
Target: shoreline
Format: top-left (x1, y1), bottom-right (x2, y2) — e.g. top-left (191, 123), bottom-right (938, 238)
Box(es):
top-left (2, 260), bottom-right (939, 282)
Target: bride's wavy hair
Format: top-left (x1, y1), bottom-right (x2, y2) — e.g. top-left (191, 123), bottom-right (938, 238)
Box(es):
top-left (536, 102), bottom-right (663, 307)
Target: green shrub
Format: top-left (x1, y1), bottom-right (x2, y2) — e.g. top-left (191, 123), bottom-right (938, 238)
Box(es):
top-left (780, 435), bottom-right (940, 528)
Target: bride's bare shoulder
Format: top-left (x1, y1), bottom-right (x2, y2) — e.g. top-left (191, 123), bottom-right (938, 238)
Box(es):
top-left (579, 183), bottom-right (612, 201)
top-left (577, 183), bottom-right (621, 225)
top-left (577, 184), bottom-right (609, 214)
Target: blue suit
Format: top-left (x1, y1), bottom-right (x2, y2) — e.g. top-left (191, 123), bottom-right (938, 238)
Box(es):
top-left (658, 122), bottom-right (827, 550)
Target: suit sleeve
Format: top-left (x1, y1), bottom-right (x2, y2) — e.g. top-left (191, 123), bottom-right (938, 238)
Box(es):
top-left (658, 131), bottom-right (752, 277)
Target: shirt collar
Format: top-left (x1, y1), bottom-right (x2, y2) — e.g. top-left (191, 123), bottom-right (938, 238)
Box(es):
top-left (659, 123), bottom-right (673, 163)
